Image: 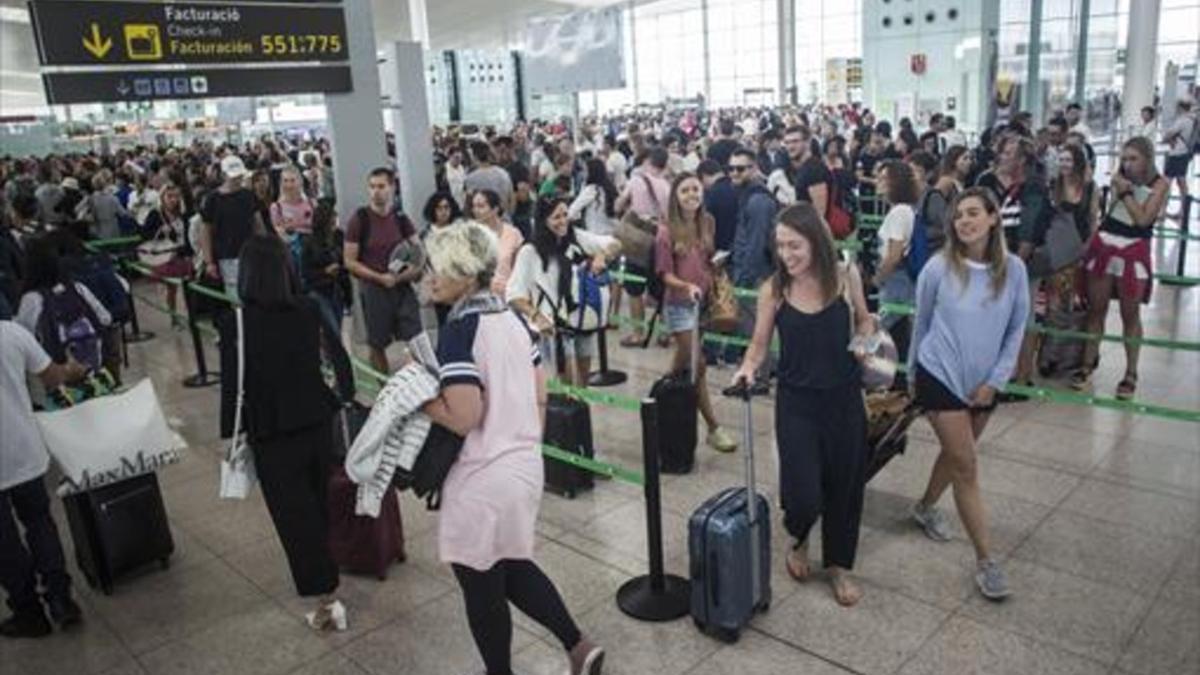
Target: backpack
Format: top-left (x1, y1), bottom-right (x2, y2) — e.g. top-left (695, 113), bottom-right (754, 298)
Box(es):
top-left (1187, 112), bottom-right (1200, 155)
top-left (826, 180), bottom-right (855, 240)
top-left (540, 265), bottom-right (611, 335)
top-left (37, 285), bottom-right (103, 370)
top-left (71, 254), bottom-right (131, 323)
top-left (905, 195), bottom-right (933, 280)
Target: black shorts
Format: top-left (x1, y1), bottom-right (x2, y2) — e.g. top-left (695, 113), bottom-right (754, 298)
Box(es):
top-left (914, 363), bottom-right (998, 413)
top-left (360, 282), bottom-right (423, 350)
top-left (622, 261), bottom-right (648, 298)
top-left (1164, 154), bottom-right (1192, 179)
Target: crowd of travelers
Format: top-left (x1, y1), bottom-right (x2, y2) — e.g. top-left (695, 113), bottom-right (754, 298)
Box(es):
top-left (1, 92), bottom-right (1196, 675)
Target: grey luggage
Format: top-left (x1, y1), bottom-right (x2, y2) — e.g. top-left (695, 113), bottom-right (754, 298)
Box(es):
top-left (688, 385), bottom-right (770, 642)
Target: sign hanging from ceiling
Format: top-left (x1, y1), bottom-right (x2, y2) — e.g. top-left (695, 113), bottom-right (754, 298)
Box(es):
top-left (41, 65), bottom-right (352, 105)
top-left (28, 0), bottom-right (349, 66)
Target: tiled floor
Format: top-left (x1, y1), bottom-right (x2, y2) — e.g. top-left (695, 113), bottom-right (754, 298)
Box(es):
top-left (4, 275), bottom-right (1197, 675)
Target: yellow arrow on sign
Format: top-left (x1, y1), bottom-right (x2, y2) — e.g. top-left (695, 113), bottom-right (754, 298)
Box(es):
top-left (81, 23), bottom-right (112, 59)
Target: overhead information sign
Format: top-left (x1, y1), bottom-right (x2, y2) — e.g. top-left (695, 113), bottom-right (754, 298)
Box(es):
top-left (42, 65), bottom-right (352, 104)
top-left (29, 1), bottom-right (348, 66)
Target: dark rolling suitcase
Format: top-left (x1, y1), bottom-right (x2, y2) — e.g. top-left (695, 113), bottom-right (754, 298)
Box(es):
top-left (864, 391), bottom-right (921, 480)
top-left (63, 472), bottom-right (174, 595)
top-left (327, 466), bottom-right (406, 579)
top-left (649, 321), bottom-right (699, 474)
top-left (543, 393), bottom-right (595, 498)
top-left (328, 407), bottom-right (405, 579)
top-left (688, 385), bottom-right (770, 642)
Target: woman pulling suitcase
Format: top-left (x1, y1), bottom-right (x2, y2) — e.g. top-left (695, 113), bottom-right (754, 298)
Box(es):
top-left (732, 203), bottom-right (875, 606)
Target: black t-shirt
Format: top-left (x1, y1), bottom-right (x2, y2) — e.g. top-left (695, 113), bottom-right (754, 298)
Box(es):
top-left (707, 139), bottom-right (741, 169)
top-left (793, 157), bottom-right (831, 205)
top-left (855, 151), bottom-right (883, 195)
top-left (201, 188), bottom-right (259, 261)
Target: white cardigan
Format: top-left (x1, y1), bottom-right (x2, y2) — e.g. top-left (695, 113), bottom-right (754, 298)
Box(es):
top-left (344, 362), bottom-right (440, 517)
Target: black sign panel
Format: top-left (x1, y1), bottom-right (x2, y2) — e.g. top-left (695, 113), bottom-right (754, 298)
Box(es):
top-left (42, 66), bottom-right (352, 104)
top-left (29, 1), bottom-right (348, 66)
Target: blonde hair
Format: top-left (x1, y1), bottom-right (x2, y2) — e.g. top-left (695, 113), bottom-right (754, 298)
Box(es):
top-left (425, 219), bottom-right (498, 288)
top-left (944, 187), bottom-right (1008, 297)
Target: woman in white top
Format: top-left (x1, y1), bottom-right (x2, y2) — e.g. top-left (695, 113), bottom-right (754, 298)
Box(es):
top-left (507, 197), bottom-right (619, 387)
top-left (567, 159), bottom-right (619, 237)
top-left (872, 160), bottom-right (922, 360)
top-left (270, 166), bottom-right (315, 236)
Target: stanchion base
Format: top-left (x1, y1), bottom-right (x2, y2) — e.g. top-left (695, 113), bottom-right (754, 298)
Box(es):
top-left (617, 574), bottom-right (690, 622)
top-left (1161, 280), bottom-right (1199, 287)
top-left (588, 369), bottom-right (628, 387)
top-left (125, 330), bottom-right (156, 344)
top-left (183, 372), bottom-right (221, 388)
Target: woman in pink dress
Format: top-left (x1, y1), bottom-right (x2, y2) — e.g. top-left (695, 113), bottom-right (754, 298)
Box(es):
top-left (422, 220), bottom-right (605, 675)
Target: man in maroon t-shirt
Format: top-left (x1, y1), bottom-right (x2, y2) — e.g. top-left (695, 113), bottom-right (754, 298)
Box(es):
top-left (343, 167), bottom-right (423, 374)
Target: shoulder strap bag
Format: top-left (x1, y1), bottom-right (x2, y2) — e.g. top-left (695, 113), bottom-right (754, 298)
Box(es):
top-left (219, 306), bottom-right (257, 499)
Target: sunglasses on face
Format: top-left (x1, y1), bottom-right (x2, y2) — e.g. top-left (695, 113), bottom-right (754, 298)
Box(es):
top-left (729, 165), bottom-right (753, 173)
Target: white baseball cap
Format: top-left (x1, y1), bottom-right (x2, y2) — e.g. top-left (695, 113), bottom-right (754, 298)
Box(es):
top-left (220, 155), bottom-right (250, 179)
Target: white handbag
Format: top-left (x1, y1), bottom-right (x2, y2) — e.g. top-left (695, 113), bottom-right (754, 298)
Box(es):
top-left (219, 306), bottom-right (257, 499)
top-left (35, 378), bottom-right (186, 496)
top-left (137, 223), bottom-right (183, 268)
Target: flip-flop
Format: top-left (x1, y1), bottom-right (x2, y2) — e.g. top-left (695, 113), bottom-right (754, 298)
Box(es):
top-left (785, 546), bottom-right (810, 582)
top-left (1116, 374), bottom-right (1137, 401)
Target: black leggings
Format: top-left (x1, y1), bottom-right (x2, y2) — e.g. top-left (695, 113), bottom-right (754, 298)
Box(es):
top-left (452, 559), bottom-right (582, 675)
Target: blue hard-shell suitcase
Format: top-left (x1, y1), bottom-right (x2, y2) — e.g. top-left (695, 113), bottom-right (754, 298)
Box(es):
top-left (688, 388), bottom-right (770, 642)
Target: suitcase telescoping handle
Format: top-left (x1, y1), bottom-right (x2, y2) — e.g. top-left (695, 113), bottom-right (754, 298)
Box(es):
top-left (724, 382), bottom-right (762, 604)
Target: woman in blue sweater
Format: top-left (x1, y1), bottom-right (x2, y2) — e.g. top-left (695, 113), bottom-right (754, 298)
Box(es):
top-left (907, 187), bottom-right (1029, 601)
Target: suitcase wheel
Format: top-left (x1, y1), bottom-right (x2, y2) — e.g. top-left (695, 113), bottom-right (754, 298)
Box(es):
top-left (713, 626), bottom-right (740, 644)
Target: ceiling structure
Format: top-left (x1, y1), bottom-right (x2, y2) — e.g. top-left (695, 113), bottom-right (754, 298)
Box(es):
top-left (0, 0), bottom-right (624, 115)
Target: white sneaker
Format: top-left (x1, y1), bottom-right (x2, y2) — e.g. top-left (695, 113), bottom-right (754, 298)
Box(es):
top-left (911, 503), bottom-right (953, 542)
top-left (706, 427), bottom-right (737, 453)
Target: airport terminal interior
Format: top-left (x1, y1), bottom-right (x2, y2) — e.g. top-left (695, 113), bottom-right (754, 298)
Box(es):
top-left (0, 1), bottom-right (1198, 674)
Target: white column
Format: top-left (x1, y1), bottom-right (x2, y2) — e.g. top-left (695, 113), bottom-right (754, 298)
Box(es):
top-left (1025, 0), bottom-right (1044, 124)
top-left (379, 41), bottom-right (436, 219)
top-left (1121, 0), bottom-right (1161, 136)
top-left (407, 0), bottom-right (430, 46)
top-left (777, 0), bottom-right (795, 105)
top-left (325, 0), bottom-right (387, 213)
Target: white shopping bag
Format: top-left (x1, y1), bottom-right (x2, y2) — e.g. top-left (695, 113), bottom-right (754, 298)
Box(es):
top-left (35, 379), bottom-right (187, 496)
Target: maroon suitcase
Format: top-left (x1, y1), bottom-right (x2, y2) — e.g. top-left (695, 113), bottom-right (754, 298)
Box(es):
top-left (327, 465), bottom-right (406, 580)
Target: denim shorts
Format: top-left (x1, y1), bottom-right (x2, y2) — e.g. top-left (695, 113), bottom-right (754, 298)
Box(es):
top-left (663, 302), bottom-right (699, 334)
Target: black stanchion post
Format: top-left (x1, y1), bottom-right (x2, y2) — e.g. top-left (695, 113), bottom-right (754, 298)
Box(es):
top-left (591, 257), bottom-right (628, 387)
top-left (115, 250), bottom-right (155, 344)
top-left (123, 281), bottom-right (155, 344)
top-left (589, 328), bottom-right (628, 387)
top-left (180, 283), bottom-right (220, 388)
top-left (1178, 194), bottom-right (1192, 279)
top-left (617, 398), bottom-right (690, 621)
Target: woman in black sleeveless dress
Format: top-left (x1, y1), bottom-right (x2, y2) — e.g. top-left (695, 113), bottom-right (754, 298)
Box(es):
top-left (732, 203), bottom-right (874, 606)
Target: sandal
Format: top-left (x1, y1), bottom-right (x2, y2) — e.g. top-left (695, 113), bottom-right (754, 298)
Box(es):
top-left (785, 543), bottom-right (810, 582)
top-left (1116, 374), bottom-right (1137, 401)
top-left (619, 334), bottom-right (645, 348)
top-left (1069, 368), bottom-right (1093, 391)
top-left (829, 569), bottom-right (863, 607)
